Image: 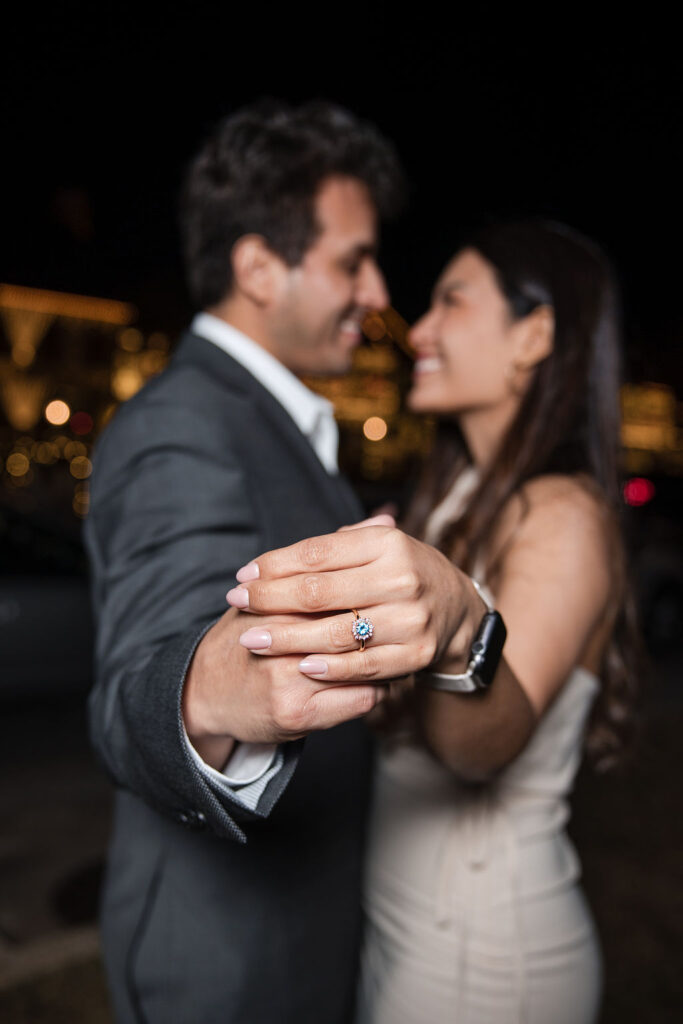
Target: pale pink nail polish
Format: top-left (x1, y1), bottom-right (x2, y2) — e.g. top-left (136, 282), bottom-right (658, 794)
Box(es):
top-left (298, 658), bottom-right (328, 677)
top-left (236, 561), bottom-right (260, 583)
top-left (226, 587), bottom-right (249, 609)
top-left (239, 628), bottom-right (272, 650)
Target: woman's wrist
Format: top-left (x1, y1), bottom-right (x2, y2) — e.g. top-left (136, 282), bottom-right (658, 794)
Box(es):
top-left (433, 574), bottom-right (490, 676)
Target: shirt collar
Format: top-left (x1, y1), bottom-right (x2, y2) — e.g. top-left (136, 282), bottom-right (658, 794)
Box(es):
top-left (191, 312), bottom-right (335, 438)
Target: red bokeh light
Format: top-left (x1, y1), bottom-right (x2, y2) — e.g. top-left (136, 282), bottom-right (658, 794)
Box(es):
top-left (623, 477), bottom-right (655, 507)
top-left (70, 411), bottom-right (94, 436)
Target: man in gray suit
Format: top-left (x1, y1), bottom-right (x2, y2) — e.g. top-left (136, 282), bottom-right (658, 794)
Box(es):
top-left (86, 101), bottom-right (462, 1023)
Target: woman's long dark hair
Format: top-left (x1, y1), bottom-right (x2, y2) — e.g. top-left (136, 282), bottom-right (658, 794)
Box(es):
top-left (403, 221), bottom-right (640, 772)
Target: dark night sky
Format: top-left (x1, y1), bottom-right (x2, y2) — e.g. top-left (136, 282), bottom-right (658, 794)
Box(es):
top-left (2, 10), bottom-right (681, 386)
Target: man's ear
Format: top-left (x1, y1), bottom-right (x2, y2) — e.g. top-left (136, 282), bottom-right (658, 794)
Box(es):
top-left (512, 304), bottom-right (555, 370)
top-left (231, 235), bottom-right (287, 306)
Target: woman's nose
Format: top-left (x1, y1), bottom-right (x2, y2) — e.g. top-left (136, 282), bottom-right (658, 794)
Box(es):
top-left (408, 310), bottom-right (434, 351)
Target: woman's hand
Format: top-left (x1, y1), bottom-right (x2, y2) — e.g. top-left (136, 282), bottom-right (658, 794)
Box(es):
top-left (226, 524), bottom-right (472, 683)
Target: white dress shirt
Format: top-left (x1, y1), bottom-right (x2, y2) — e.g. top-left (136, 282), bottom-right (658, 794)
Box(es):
top-left (183, 313), bottom-right (341, 809)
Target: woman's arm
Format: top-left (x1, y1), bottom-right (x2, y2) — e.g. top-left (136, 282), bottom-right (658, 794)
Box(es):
top-left (418, 476), bottom-right (613, 781)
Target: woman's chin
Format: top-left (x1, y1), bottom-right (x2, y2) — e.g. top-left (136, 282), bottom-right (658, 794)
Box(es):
top-left (407, 385), bottom-right (452, 416)
top-left (406, 386), bottom-right (430, 413)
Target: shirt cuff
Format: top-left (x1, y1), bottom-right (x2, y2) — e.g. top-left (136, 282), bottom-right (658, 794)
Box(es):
top-left (219, 741), bottom-right (279, 784)
top-left (182, 726), bottom-right (283, 810)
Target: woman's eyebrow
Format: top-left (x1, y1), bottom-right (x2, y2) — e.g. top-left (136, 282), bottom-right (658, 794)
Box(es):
top-left (433, 278), bottom-right (466, 301)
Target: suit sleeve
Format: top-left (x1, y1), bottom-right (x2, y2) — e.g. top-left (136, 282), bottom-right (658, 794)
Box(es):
top-left (85, 395), bottom-right (301, 842)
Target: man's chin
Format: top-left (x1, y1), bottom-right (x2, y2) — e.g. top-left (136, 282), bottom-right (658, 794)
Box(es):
top-left (305, 359), bottom-right (353, 378)
top-left (303, 347), bottom-right (356, 377)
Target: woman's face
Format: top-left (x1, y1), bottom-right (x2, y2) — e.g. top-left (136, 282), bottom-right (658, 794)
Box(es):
top-left (407, 248), bottom-right (517, 416)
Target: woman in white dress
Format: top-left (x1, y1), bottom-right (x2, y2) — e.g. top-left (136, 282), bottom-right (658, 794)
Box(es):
top-left (232, 220), bottom-right (639, 1023)
top-left (355, 221), bottom-right (639, 1024)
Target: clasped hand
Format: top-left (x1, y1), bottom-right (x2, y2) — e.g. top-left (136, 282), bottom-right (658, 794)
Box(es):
top-left (227, 520), bottom-right (467, 684)
top-left (183, 519), bottom-right (471, 763)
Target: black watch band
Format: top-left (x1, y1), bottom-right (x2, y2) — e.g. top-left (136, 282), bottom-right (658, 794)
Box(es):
top-left (419, 582), bottom-right (507, 693)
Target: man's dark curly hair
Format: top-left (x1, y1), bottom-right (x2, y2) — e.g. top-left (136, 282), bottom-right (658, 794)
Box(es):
top-left (180, 99), bottom-right (405, 309)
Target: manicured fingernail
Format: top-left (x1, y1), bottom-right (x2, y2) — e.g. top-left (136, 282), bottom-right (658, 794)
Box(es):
top-left (236, 561), bottom-right (259, 583)
top-left (226, 587), bottom-right (249, 609)
top-left (239, 628), bottom-right (272, 650)
top-left (298, 658), bottom-right (328, 677)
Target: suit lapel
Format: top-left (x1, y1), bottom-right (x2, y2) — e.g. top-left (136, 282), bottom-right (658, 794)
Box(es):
top-left (172, 331), bottom-right (363, 526)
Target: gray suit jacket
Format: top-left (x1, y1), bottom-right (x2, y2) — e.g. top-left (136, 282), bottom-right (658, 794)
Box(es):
top-left (86, 331), bottom-right (370, 1023)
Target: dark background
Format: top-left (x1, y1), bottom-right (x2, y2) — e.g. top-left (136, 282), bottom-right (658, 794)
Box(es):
top-left (3, 10), bottom-right (682, 388)
top-left (1, 8), bottom-right (681, 1022)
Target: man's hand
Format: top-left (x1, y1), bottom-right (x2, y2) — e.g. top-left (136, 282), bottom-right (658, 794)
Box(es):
top-left (225, 525), bottom-right (474, 684)
top-left (182, 606), bottom-right (388, 769)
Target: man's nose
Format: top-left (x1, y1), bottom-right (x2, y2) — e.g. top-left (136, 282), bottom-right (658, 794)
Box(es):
top-left (357, 259), bottom-right (389, 311)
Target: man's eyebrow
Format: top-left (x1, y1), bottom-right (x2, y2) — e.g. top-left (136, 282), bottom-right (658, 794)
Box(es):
top-left (337, 241), bottom-right (378, 262)
top-left (351, 241), bottom-right (378, 256)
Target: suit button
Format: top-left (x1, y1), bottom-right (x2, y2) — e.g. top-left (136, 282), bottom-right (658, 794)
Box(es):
top-left (178, 809), bottom-right (206, 828)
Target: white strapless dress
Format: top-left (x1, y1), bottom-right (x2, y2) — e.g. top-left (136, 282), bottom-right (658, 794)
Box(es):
top-left (356, 665), bottom-right (603, 1024)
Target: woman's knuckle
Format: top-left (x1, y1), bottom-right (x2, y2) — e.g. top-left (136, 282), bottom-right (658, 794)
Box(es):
top-left (355, 687), bottom-right (377, 715)
top-left (300, 536), bottom-right (330, 568)
top-left (297, 574), bottom-right (327, 611)
top-left (277, 623), bottom-right (296, 649)
top-left (395, 569), bottom-right (417, 598)
top-left (357, 651), bottom-right (381, 680)
top-left (274, 693), bottom-right (306, 734)
top-left (330, 617), bottom-right (352, 649)
top-left (405, 603), bottom-right (428, 634)
top-left (247, 581), bottom-right (265, 608)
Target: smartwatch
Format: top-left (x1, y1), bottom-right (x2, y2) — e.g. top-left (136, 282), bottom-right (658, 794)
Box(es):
top-left (419, 580), bottom-right (507, 693)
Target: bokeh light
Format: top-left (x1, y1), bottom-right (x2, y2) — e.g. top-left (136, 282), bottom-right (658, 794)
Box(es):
top-left (45, 399), bottom-right (70, 425)
top-left (73, 484), bottom-right (90, 517)
top-left (118, 328), bottom-right (143, 352)
top-left (64, 440), bottom-right (87, 460)
top-left (623, 477), bottom-right (656, 507)
top-left (6, 452), bottom-right (30, 476)
top-left (34, 442), bottom-right (59, 464)
top-left (70, 411), bottom-right (94, 435)
top-left (69, 456), bottom-right (92, 479)
top-left (111, 366), bottom-right (144, 401)
top-left (363, 416), bottom-right (388, 442)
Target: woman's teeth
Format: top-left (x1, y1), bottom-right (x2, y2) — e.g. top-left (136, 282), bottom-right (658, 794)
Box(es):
top-left (414, 356), bottom-right (443, 374)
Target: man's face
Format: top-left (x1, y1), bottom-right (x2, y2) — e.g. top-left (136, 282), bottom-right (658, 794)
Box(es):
top-left (268, 176), bottom-right (389, 376)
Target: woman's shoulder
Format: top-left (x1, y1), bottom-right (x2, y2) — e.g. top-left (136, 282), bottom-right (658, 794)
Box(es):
top-left (502, 473), bottom-right (610, 536)
top-left (487, 473), bottom-right (614, 583)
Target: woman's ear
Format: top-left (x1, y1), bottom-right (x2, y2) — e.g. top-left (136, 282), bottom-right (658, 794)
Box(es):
top-left (231, 235), bottom-right (286, 306)
top-left (512, 304), bottom-right (555, 370)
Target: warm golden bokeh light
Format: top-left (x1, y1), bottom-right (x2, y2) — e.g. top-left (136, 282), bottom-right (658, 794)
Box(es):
top-left (0, 283), bottom-right (136, 325)
top-left (34, 441), bottom-right (59, 464)
top-left (73, 485), bottom-right (90, 517)
top-left (64, 440), bottom-right (88, 461)
top-left (363, 416), bottom-right (388, 442)
top-left (45, 399), bottom-right (71, 425)
top-left (118, 328), bottom-right (144, 352)
top-left (69, 456), bottom-right (92, 479)
top-left (11, 343), bottom-right (36, 368)
top-left (111, 366), bottom-right (144, 401)
top-left (362, 312), bottom-right (387, 342)
top-left (6, 452), bottom-right (30, 476)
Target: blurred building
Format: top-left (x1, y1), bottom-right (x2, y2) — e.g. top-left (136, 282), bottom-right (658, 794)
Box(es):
top-left (1, 283), bottom-right (682, 539)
